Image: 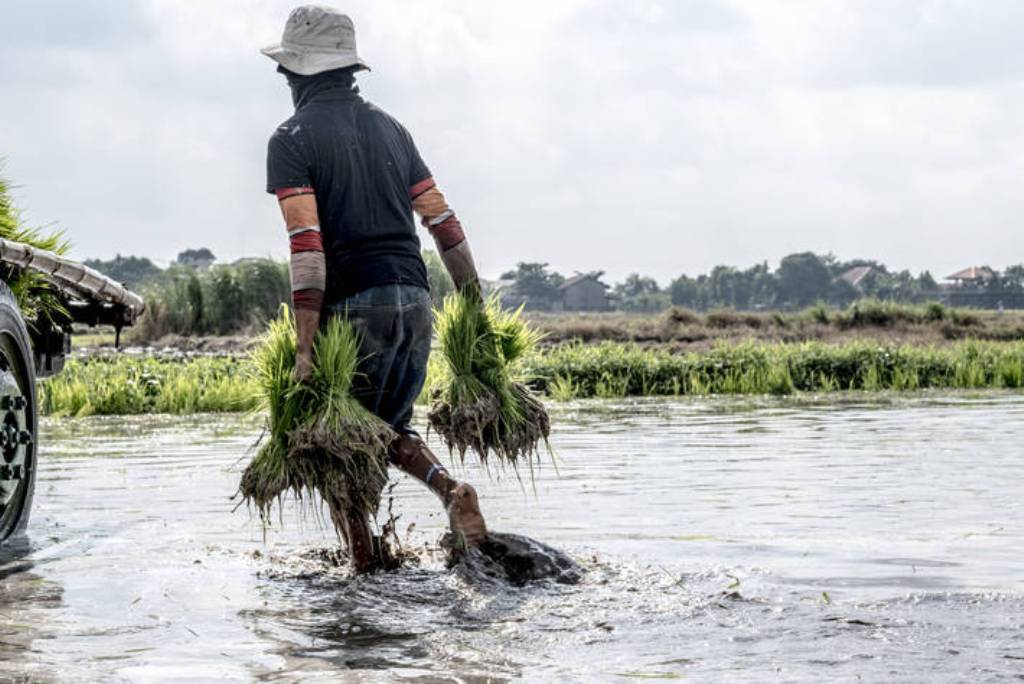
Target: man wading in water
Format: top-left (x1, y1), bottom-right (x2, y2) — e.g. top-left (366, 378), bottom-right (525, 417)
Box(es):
top-left (262, 6), bottom-right (487, 571)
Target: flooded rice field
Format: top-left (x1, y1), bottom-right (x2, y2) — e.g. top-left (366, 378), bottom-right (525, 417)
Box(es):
top-left (2, 392), bottom-right (1023, 681)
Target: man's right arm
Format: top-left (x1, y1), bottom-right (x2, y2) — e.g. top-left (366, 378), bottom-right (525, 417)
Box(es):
top-left (276, 188), bottom-right (324, 383)
top-left (411, 178), bottom-right (481, 299)
top-left (266, 127), bottom-right (323, 381)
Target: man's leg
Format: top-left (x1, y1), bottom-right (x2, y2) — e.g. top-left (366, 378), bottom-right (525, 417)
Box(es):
top-left (379, 286), bottom-right (487, 545)
top-left (324, 288), bottom-right (400, 571)
top-left (327, 495), bottom-right (376, 572)
top-left (389, 433), bottom-right (487, 545)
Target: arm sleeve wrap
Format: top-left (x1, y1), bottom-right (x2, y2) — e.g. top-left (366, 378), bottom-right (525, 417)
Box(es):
top-left (411, 182), bottom-right (466, 250)
top-left (288, 225), bottom-right (325, 311)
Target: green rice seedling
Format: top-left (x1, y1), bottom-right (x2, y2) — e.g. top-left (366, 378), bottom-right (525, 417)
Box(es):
top-left (39, 337), bottom-right (1024, 417)
top-left (766, 363), bottom-right (795, 395)
top-left (595, 371), bottom-right (630, 398)
top-left (238, 309), bottom-right (395, 524)
top-left (548, 374), bottom-right (580, 402)
top-left (428, 292), bottom-right (551, 468)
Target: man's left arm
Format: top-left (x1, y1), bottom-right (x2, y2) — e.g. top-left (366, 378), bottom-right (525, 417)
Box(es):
top-left (411, 178), bottom-right (481, 300)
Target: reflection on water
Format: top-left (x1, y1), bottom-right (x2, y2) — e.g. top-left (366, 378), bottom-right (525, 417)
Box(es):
top-left (1, 392), bottom-right (1023, 680)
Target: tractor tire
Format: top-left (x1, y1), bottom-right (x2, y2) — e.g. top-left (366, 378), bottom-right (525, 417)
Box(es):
top-left (0, 282), bottom-right (37, 544)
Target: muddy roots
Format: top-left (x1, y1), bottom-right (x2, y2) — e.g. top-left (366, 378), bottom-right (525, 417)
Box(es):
top-left (428, 382), bottom-right (551, 467)
top-left (239, 416), bottom-right (394, 525)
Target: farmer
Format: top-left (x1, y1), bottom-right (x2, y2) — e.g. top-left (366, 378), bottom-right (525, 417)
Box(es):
top-left (262, 6), bottom-right (486, 570)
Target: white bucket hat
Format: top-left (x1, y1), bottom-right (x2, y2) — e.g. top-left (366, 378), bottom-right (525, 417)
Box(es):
top-left (261, 5), bottom-right (370, 76)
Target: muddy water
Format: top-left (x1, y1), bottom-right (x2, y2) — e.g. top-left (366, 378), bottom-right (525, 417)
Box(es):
top-left (1, 393), bottom-right (1023, 681)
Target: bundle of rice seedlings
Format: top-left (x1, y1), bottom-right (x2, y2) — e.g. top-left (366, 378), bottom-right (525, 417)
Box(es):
top-left (428, 292), bottom-right (551, 469)
top-left (0, 167), bottom-right (70, 326)
top-left (239, 308), bottom-right (395, 524)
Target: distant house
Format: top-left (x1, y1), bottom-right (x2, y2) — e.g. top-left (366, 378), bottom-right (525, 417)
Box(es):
top-left (838, 266), bottom-right (877, 290)
top-left (946, 266), bottom-right (996, 287)
top-left (558, 272), bottom-right (609, 312)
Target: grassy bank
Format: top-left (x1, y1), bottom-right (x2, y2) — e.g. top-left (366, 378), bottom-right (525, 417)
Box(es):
top-left (39, 340), bottom-right (1024, 417)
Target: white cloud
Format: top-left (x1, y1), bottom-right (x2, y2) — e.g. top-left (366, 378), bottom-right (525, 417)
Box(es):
top-left (0, 0), bottom-right (1021, 284)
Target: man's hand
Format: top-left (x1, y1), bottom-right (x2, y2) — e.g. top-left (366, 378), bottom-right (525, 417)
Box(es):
top-left (293, 350), bottom-right (314, 384)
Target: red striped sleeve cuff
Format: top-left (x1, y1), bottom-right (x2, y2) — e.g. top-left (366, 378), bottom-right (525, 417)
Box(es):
top-left (289, 230), bottom-right (323, 253)
top-left (429, 214), bottom-right (466, 250)
top-left (409, 177), bottom-right (436, 200)
top-left (292, 289), bottom-right (324, 311)
top-left (275, 186), bottom-right (315, 200)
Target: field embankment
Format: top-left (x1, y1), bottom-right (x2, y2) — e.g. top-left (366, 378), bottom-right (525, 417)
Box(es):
top-left (529, 300), bottom-right (1024, 349)
top-left (99, 299), bottom-right (1024, 355)
top-left (41, 339), bottom-right (1024, 417)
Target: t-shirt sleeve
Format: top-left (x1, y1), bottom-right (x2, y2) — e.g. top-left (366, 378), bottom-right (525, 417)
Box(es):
top-left (397, 122), bottom-right (432, 189)
top-left (408, 139), bottom-right (431, 187)
top-left (266, 125), bottom-right (312, 194)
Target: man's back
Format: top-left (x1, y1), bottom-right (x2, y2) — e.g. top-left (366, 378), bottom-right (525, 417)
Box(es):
top-left (267, 71), bottom-right (430, 302)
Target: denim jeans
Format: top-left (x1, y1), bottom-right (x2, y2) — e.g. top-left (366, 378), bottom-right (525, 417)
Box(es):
top-left (324, 284), bottom-right (432, 433)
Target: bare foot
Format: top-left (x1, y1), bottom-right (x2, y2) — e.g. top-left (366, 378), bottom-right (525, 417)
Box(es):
top-left (446, 483), bottom-right (487, 546)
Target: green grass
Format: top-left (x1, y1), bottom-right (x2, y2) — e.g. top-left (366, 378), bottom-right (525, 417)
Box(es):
top-left (39, 339), bottom-right (1024, 417)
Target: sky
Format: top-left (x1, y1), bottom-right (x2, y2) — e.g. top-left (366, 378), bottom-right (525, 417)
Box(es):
top-left (1, 0), bottom-right (1022, 284)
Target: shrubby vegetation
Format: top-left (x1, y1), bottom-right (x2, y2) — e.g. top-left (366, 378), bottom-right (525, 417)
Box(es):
top-left (115, 249), bottom-right (453, 341)
top-left (136, 260), bottom-right (291, 339)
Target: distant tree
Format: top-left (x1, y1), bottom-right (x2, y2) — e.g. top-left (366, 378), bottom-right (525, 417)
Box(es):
top-left (175, 247), bottom-right (216, 269)
top-left (865, 269), bottom-right (923, 302)
top-left (776, 252), bottom-right (832, 308)
top-left (707, 266), bottom-right (740, 308)
top-left (985, 265), bottom-right (1024, 295)
top-left (1001, 265), bottom-right (1024, 291)
top-left (502, 262), bottom-right (564, 310)
top-left (612, 273), bottom-right (669, 312)
top-left (84, 254), bottom-right (163, 288)
top-left (669, 274), bottom-right (699, 308)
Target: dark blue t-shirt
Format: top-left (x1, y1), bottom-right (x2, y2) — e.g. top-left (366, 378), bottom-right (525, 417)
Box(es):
top-left (266, 82), bottom-right (430, 302)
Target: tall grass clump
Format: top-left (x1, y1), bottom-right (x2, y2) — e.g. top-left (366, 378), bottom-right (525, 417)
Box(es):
top-left (40, 355), bottom-right (257, 416)
top-left (0, 167), bottom-right (71, 326)
top-left (238, 309), bottom-right (395, 522)
top-left (428, 293), bottom-right (551, 469)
